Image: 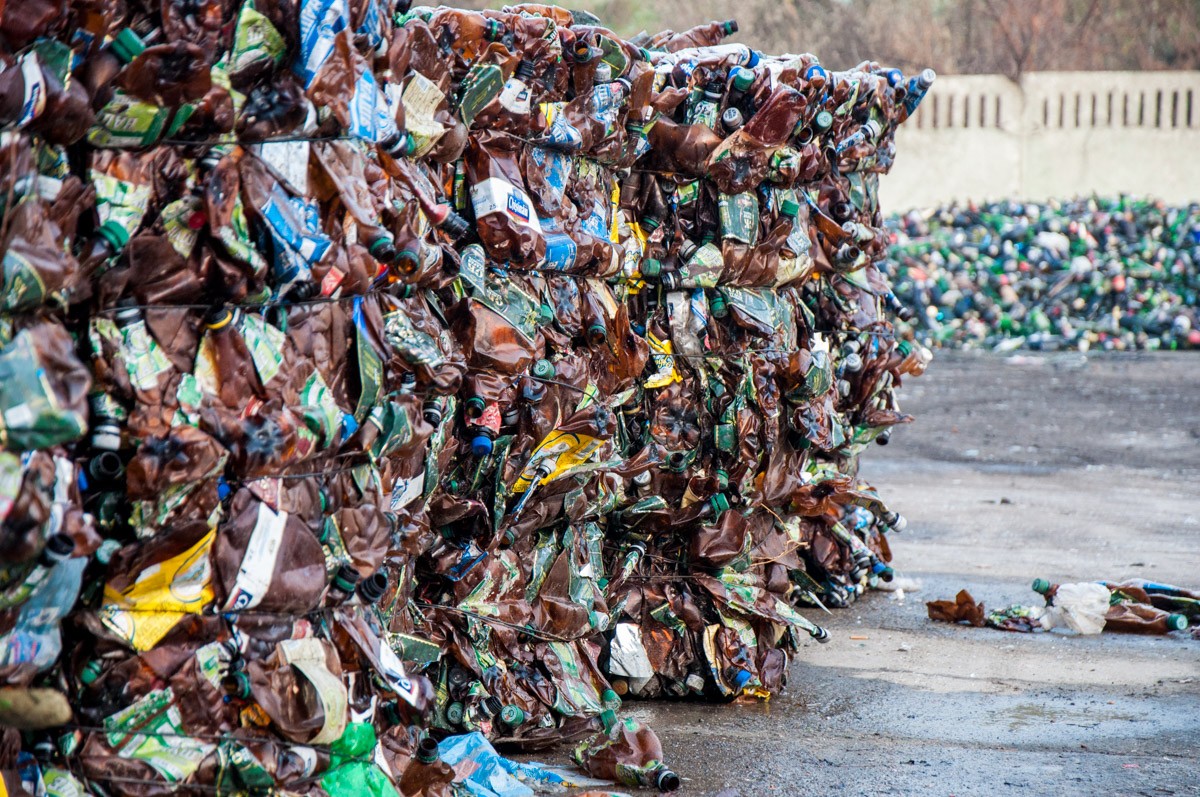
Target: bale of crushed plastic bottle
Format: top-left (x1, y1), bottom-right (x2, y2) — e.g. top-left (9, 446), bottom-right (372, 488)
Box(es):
top-left (0, 1), bottom-right (932, 793)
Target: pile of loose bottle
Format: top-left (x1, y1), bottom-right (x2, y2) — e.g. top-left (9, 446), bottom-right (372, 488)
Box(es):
top-left (0, 1), bottom-right (933, 793)
top-left (887, 198), bottom-right (1200, 351)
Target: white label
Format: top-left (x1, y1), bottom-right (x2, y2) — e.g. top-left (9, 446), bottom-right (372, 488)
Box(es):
top-left (470, 177), bottom-right (542, 234)
top-left (498, 77), bottom-right (532, 115)
top-left (256, 140), bottom-right (311, 195)
top-left (223, 503), bottom-right (287, 611)
top-left (388, 474), bottom-right (424, 510)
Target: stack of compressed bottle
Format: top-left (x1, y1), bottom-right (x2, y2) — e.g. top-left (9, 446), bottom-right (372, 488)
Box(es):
top-left (0, 1), bottom-right (932, 793)
top-left (886, 198), bottom-right (1200, 351)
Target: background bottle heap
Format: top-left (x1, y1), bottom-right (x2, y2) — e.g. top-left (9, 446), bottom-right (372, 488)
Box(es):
top-left (0, 1), bottom-right (932, 793)
top-left (887, 198), bottom-right (1200, 352)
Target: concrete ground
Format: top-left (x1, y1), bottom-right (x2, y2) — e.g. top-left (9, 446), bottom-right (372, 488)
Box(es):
top-left (578, 352), bottom-right (1200, 796)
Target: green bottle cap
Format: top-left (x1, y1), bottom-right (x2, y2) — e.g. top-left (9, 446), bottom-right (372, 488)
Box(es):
top-left (781, 199), bottom-right (801, 217)
top-left (532, 359), bottom-right (555, 379)
top-left (1031, 579), bottom-right (1051, 595)
top-left (601, 688), bottom-right (621, 710)
top-left (641, 258), bottom-right (662, 278)
top-left (709, 493), bottom-right (730, 516)
top-left (814, 110), bottom-right (834, 131)
top-left (731, 67), bottom-right (754, 92)
top-left (484, 19), bottom-right (505, 41)
top-left (368, 235), bottom-right (396, 259)
top-left (80, 659), bottom-right (103, 685)
top-left (587, 323), bottom-right (607, 343)
top-left (96, 220), bottom-right (131, 252)
top-left (110, 29), bottom-right (146, 64)
top-left (715, 468), bottom-right (730, 491)
top-left (445, 701), bottom-right (464, 725)
top-left (332, 563), bottom-right (360, 593)
top-left (641, 216), bottom-right (661, 231)
top-left (720, 20), bottom-right (738, 35)
top-left (710, 294), bottom-right (728, 318)
top-left (1167, 613), bottom-right (1188, 631)
top-left (499, 704), bottom-right (525, 727)
top-left (896, 340), bottom-right (913, 357)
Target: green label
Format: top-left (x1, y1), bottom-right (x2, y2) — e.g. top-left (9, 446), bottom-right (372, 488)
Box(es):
top-left (230, 1), bottom-right (286, 75)
top-left (718, 192), bottom-right (760, 245)
top-left (680, 242), bottom-right (725, 288)
top-left (457, 63), bottom-right (504, 127)
top-left (239, 313), bottom-right (286, 387)
top-left (458, 244), bottom-right (540, 343)
top-left (1, 250), bottom-right (46, 312)
top-left (88, 92), bottom-right (172, 148)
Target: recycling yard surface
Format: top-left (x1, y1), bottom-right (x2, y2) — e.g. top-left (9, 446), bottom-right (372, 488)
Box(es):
top-left (555, 351), bottom-right (1200, 795)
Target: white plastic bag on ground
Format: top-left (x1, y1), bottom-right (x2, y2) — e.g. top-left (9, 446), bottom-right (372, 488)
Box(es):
top-left (1042, 582), bottom-right (1110, 634)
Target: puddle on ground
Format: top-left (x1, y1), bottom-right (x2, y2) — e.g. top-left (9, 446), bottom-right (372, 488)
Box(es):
top-left (998, 702), bottom-right (1139, 730)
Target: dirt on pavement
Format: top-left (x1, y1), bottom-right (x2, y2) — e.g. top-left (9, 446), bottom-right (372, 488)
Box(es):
top-left (549, 351), bottom-right (1200, 796)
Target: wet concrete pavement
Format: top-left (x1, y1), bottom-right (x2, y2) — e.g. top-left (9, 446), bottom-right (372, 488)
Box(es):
top-left (558, 352), bottom-right (1200, 796)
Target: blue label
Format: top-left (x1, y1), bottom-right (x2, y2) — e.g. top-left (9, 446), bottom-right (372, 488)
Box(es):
top-left (506, 190), bottom-right (531, 223)
top-left (296, 0), bottom-right (348, 87)
top-left (528, 147), bottom-right (571, 208)
top-left (347, 69), bottom-right (399, 144)
top-left (542, 232), bottom-right (578, 271)
top-left (261, 186), bottom-right (332, 286)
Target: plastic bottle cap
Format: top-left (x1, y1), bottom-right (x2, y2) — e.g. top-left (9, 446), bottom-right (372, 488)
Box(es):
top-left (640, 258), bottom-right (662, 278)
top-left (532, 359), bottom-right (556, 379)
top-left (814, 110), bottom-right (834, 131)
top-left (42, 533), bottom-right (75, 563)
top-left (731, 669), bottom-right (753, 691)
top-left (204, 307), bottom-right (236, 331)
top-left (446, 702), bottom-right (464, 725)
top-left (332, 563), bottom-right (360, 593)
top-left (485, 19), bottom-right (505, 41)
top-left (731, 66), bottom-right (754, 92)
top-left (720, 20), bottom-right (738, 35)
top-left (1031, 579), bottom-right (1051, 595)
top-left (710, 294), bottom-right (728, 318)
top-left (1167, 614), bottom-right (1188, 631)
top-left (499, 704), bottom-right (525, 727)
top-left (471, 433), bottom-right (494, 457)
top-left (641, 216), bottom-right (661, 231)
top-left (357, 571), bottom-right (388, 603)
top-left (95, 221), bottom-right (131, 252)
top-left (781, 199), bottom-right (801, 217)
top-left (715, 469), bottom-right (730, 490)
top-left (885, 68), bottom-right (904, 87)
top-left (587, 323), bottom-right (607, 343)
top-left (680, 240), bottom-right (698, 261)
top-left (656, 769), bottom-right (682, 792)
top-left (110, 28), bottom-right (147, 64)
top-left (709, 493), bottom-right (730, 516)
top-left (721, 107), bottom-right (743, 130)
top-left (805, 64), bottom-right (827, 81)
top-left (368, 236), bottom-right (398, 262)
top-left (80, 660), bottom-right (103, 686)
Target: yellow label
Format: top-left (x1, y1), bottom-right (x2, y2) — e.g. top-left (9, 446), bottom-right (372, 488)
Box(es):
top-left (643, 333), bottom-right (682, 388)
top-left (101, 529), bottom-right (215, 651)
top-left (511, 430), bottom-right (604, 494)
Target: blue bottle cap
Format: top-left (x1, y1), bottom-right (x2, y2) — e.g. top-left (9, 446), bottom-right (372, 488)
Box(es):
top-left (471, 434), bottom-right (494, 457)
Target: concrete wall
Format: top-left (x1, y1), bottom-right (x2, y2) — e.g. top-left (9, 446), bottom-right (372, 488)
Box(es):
top-left (880, 71), bottom-right (1200, 211)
